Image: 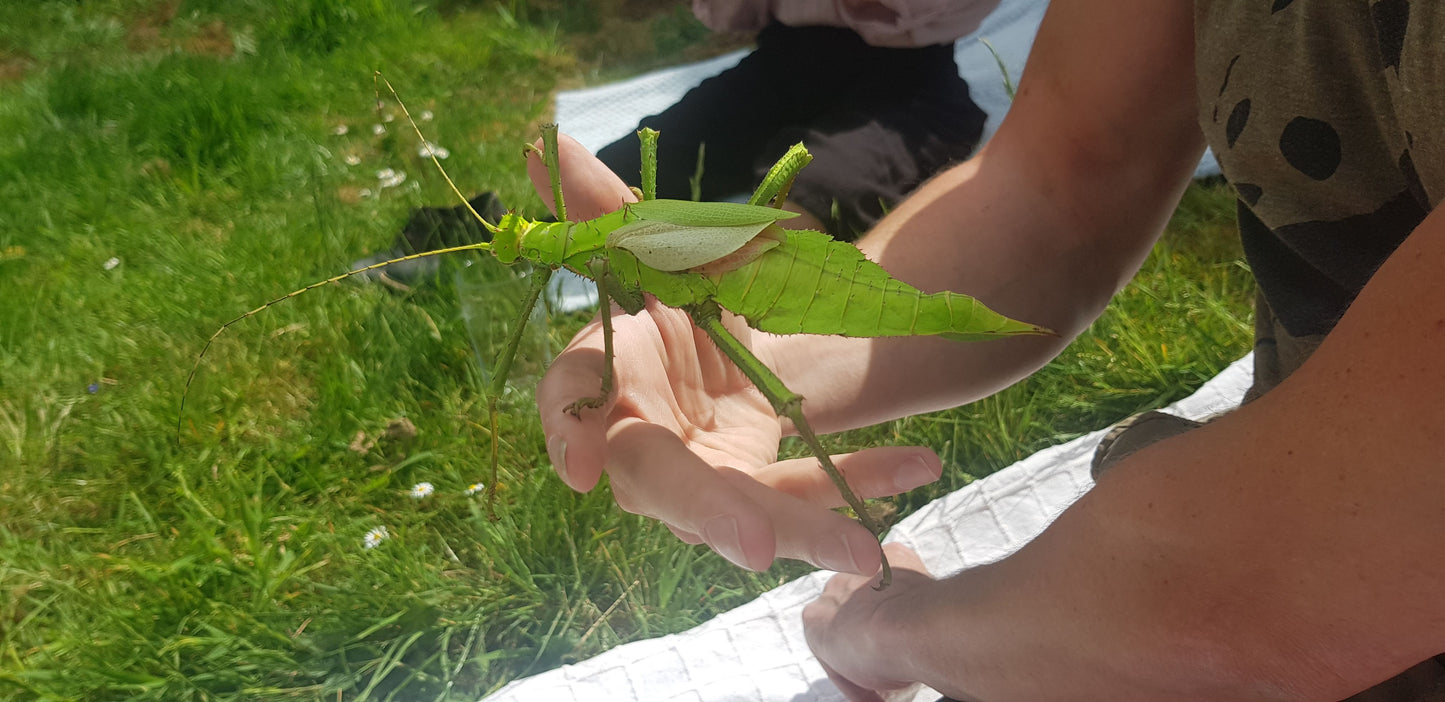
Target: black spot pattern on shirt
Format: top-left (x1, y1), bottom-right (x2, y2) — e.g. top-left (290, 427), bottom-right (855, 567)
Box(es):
top-left (1399, 148), bottom-right (1429, 209)
top-left (1235, 182), bottom-right (1263, 206)
top-left (1226, 99), bottom-right (1251, 147)
top-left (1212, 55), bottom-right (1242, 123)
top-left (1372, 0), bottom-right (1410, 72)
top-left (1278, 117), bottom-right (1342, 180)
top-left (1271, 0), bottom-right (1294, 12)
top-left (1218, 54), bottom-right (1240, 96)
top-left (1240, 188), bottom-right (1426, 336)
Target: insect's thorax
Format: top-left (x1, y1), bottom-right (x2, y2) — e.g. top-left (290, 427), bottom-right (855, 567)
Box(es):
top-left (511, 210), bottom-right (629, 268)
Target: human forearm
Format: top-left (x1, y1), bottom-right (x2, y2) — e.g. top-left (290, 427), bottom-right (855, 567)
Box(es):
top-left (761, 0), bottom-right (1207, 434)
top-left (764, 135), bottom-right (1204, 434)
top-left (872, 367), bottom-right (1445, 700)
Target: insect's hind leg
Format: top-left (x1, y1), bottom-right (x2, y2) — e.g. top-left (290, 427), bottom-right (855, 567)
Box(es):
top-left (686, 300), bottom-right (893, 589)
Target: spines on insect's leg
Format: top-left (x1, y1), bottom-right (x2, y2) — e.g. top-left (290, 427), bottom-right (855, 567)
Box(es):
top-left (565, 257), bottom-right (618, 417)
top-left (484, 266), bottom-right (554, 516)
top-left (638, 128), bottom-right (659, 201)
top-left (747, 143), bottom-right (812, 209)
top-left (686, 300), bottom-right (894, 589)
top-left (540, 123), bottom-right (567, 221)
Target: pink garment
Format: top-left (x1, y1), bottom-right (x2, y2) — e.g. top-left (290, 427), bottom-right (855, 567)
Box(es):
top-left (692, 0), bottom-right (999, 47)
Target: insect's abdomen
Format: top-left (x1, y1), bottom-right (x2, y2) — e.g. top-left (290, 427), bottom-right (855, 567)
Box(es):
top-left (713, 230), bottom-right (1049, 341)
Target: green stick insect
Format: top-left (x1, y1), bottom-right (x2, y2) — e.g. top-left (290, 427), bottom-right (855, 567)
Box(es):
top-left (182, 75), bottom-right (1052, 587)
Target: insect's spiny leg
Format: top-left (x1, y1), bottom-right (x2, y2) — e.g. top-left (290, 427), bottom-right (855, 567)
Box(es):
top-left (539, 123), bottom-right (567, 221)
top-left (747, 143), bottom-right (812, 209)
top-left (687, 301), bottom-right (893, 589)
top-left (482, 266), bottom-right (553, 517)
top-left (638, 128), bottom-right (659, 201)
top-left (565, 258), bottom-right (616, 416)
top-left (784, 404), bottom-right (893, 590)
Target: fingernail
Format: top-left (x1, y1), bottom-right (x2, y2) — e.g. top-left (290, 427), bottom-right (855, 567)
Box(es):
top-left (815, 534), bottom-right (860, 573)
top-left (547, 436), bottom-right (568, 485)
top-left (894, 455), bottom-right (936, 492)
top-left (702, 515), bottom-right (750, 570)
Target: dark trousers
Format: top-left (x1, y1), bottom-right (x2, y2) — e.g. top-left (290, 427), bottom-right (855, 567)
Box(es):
top-left (595, 22), bottom-right (986, 240)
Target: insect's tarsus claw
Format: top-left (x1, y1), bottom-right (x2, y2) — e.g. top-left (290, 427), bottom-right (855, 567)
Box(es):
top-left (564, 395), bottom-right (606, 417)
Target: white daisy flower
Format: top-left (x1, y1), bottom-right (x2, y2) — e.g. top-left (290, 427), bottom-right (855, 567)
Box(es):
top-left (464, 482), bottom-right (484, 496)
top-left (103, 256), bottom-right (121, 271)
top-left (409, 482), bottom-right (435, 499)
top-left (332, 124), bottom-right (349, 136)
top-left (417, 142), bottom-right (449, 160)
top-left (363, 526), bottom-right (388, 549)
top-left (372, 124), bottom-right (386, 136)
top-left (376, 168), bottom-right (406, 189)
top-left (420, 110), bottom-right (433, 122)
top-left (344, 154), bottom-right (361, 166)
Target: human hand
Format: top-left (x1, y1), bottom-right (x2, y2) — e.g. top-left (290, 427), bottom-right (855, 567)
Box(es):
top-left (527, 133), bottom-right (943, 573)
top-left (803, 543), bottom-right (933, 701)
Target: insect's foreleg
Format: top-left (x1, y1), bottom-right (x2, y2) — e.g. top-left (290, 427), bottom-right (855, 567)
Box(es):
top-left (747, 143), bottom-right (812, 210)
top-left (565, 257), bottom-right (618, 416)
top-left (638, 128), bottom-right (659, 201)
top-left (538, 123), bottom-right (567, 221)
top-left (686, 300), bottom-right (893, 589)
top-left (484, 266), bottom-right (554, 517)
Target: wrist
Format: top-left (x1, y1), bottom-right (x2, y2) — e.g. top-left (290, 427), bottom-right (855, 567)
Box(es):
top-left (867, 571), bottom-right (967, 691)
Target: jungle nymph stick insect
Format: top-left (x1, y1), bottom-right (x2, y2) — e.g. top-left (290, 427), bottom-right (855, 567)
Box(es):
top-left (182, 75), bottom-right (1053, 586)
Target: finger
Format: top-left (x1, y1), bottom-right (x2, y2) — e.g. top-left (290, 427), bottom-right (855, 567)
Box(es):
top-left (535, 330), bottom-right (610, 492)
top-left (754, 446), bottom-right (942, 507)
top-left (665, 523), bottom-right (704, 545)
top-left (817, 661), bottom-right (888, 702)
top-left (526, 131), bottom-right (636, 221)
top-left (607, 419), bottom-right (778, 571)
top-left (879, 542), bottom-right (930, 575)
top-left (715, 468), bottom-right (885, 575)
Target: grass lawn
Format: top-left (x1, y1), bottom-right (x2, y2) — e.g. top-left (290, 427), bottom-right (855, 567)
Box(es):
top-left (0, 2), bottom-right (1254, 699)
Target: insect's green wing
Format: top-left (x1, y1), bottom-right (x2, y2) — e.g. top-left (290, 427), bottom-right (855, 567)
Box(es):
top-left (608, 219), bottom-right (774, 272)
top-left (627, 199), bottom-right (799, 227)
top-left (712, 229), bottom-right (1051, 341)
top-left (607, 199), bottom-right (798, 273)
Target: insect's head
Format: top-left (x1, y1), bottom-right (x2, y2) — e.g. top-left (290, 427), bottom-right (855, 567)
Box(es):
top-left (490, 213), bottom-right (532, 263)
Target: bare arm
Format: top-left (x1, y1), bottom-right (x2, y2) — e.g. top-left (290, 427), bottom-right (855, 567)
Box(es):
top-left (815, 195), bottom-right (1445, 700)
top-left (762, 0), bottom-right (1206, 433)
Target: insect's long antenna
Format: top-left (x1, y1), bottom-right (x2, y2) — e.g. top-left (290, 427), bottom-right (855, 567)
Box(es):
top-left (375, 72), bottom-right (502, 235)
top-left (176, 242), bottom-right (491, 443)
